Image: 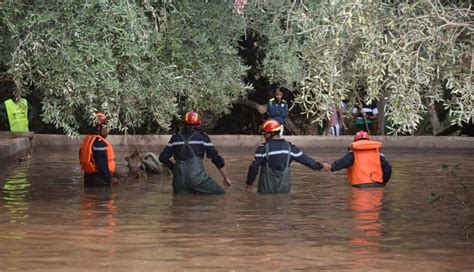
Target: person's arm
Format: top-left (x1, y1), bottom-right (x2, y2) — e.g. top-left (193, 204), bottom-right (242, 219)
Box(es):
top-left (267, 100), bottom-right (276, 118)
top-left (370, 107), bottom-right (379, 121)
top-left (330, 151), bottom-right (354, 171)
top-left (290, 144), bottom-right (323, 170)
top-left (218, 166), bottom-right (232, 187)
top-left (203, 135), bottom-right (225, 169)
top-left (380, 153), bottom-right (392, 184)
top-left (245, 145), bottom-right (265, 188)
top-left (92, 140), bottom-right (112, 183)
top-left (202, 135), bottom-right (231, 186)
top-left (159, 137), bottom-right (176, 171)
top-left (351, 106), bottom-right (359, 118)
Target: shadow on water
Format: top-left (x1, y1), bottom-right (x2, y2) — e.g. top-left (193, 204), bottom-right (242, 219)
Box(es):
top-left (0, 147), bottom-right (473, 271)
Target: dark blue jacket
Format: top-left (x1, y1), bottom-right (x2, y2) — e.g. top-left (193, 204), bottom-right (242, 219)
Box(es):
top-left (159, 129), bottom-right (225, 171)
top-left (246, 138), bottom-right (323, 185)
top-left (331, 150), bottom-right (392, 183)
top-left (267, 98), bottom-right (288, 125)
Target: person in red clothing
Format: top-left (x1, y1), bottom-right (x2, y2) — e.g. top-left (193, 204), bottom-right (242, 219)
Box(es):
top-left (79, 112), bottom-right (117, 187)
top-left (323, 131), bottom-right (392, 188)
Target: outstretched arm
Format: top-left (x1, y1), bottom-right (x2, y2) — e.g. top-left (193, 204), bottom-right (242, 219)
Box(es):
top-left (291, 144), bottom-right (323, 171)
top-left (330, 151), bottom-right (354, 171)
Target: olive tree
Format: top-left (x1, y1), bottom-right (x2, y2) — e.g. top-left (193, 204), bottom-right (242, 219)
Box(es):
top-left (244, 0), bottom-right (472, 135)
top-left (1, 1), bottom-right (250, 137)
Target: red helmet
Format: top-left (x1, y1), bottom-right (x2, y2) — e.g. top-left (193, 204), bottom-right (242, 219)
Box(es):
top-left (95, 112), bottom-right (107, 125)
top-left (262, 119), bottom-right (282, 133)
top-left (183, 111), bottom-right (201, 126)
top-left (354, 130), bottom-right (370, 141)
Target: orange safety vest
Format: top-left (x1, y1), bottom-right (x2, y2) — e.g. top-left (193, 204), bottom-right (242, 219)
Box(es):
top-left (79, 135), bottom-right (116, 174)
top-left (347, 140), bottom-right (383, 186)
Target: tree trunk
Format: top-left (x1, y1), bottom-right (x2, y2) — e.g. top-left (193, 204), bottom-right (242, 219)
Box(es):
top-left (428, 104), bottom-right (441, 135)
top-left (234, 98), bottom-right (267, 114)
top-left (378, 89), bottom-right (387, 135)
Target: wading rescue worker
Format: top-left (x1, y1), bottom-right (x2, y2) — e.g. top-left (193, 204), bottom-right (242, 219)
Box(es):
top-left (0, 95), bottom-right (34, 132)
top-left (323, 131), bottom-right (392, 188)
top-left (159, 111), bottom-right (232, 194)
top-left (267, 88), bottom-right (288, 137)
top-left (245, 119), bottom-right (324, 194)
top-left (79, 112), bottom-right (117, 187)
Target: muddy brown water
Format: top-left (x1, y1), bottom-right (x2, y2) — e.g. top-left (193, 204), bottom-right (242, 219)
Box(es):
top-left (0, 146), bottom-right (473, 271)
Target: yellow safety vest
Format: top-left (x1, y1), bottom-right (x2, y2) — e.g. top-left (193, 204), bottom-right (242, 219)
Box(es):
top-left (4, 98), bottom-right (29, 132)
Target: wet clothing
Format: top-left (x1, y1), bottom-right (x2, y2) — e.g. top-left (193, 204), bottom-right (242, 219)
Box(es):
top-left (246, 138), bottom-right (323, 194)
top-left (1, 98), bottom-right (31, 132)
top-left (79, 132), bottom-right (115, 187)
top-left (331, 140), bottom-right (391, 188)
top-left (159, 129), bottom-right (226, 194)
top-left (267, 98), bottom-right (288, 125)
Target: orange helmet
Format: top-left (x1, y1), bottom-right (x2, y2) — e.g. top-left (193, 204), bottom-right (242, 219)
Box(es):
top-left (354, 130), bottom-right (370, 141)
top-left (183, 111), bottom-right (201, 126)
top-left (262, 119), bottom-right (282, 133)
top-left (95, 112), bottom-right (107, 125)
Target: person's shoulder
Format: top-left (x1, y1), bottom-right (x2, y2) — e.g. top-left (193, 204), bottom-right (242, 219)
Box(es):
top-left (255, 142), bottom-right (265, 151)
top-left (287, 141), bottom-right (299, 149)
top-left (281, 99), bottom-right (287, 103)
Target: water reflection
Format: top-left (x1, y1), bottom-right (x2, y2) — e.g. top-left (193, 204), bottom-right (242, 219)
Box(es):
top-left (349, 187), bottom-right (384, 266)
top-left (2, 167), bottom-right (31, 225)
top-left (79, 187), bottom-right (118, 257)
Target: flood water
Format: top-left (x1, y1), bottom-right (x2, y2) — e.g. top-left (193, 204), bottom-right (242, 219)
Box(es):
top-left (0, 145), bottom-right (473, 271)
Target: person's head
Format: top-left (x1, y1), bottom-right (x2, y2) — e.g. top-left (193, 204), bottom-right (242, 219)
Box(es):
top-left (95, 112), bottom-right (108, 138)
top-left (262, 119), bottom-right (282, 140)
top-left (183, 111), bottom-right (201, 128)
top-left (354, 130), bottom-right (370, 141)
top-left (274, 88), bottom-right (284, 102)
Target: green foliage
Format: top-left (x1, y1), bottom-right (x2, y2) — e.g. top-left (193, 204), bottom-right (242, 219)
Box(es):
top-left (244, 0), bottom-right (472, 134)
top-left (1, 0), bottom-right (471, 136)
top-left (1, 1), bottom-right (250, 137)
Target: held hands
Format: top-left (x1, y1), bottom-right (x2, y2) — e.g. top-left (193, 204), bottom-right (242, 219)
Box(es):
top-left (322, 163), bottom-right (332, 172)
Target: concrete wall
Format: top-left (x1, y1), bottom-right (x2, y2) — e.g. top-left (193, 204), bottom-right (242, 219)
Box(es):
top-left (0, 137), bottom-right (31, 161)
top-left (32, 133), bottom-right (474, 149)
top-left (1, 132), bottom-right (472, 161)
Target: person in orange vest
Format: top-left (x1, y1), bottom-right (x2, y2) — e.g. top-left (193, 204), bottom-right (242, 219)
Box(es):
top-left (323, 131), bottom-right (392, 188)
top-left (79, 112), bottom-right (117, 187)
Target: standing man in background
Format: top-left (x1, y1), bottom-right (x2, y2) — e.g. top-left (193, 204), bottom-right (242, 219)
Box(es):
top-left (0, 95), bottom-right (33, 132)
top-left (267, 88), bottom-right (288, 137)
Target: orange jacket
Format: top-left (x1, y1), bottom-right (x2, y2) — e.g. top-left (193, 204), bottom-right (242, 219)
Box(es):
top-left (347, 140), bottom-right (383, 186)
top-left (79, 135), bottom-right (116, 174)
